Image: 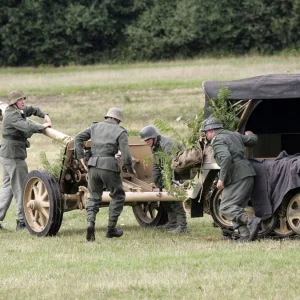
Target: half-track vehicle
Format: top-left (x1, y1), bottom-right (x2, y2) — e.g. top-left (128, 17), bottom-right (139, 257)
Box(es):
top-left (195, 74), bottom-right (300, 238)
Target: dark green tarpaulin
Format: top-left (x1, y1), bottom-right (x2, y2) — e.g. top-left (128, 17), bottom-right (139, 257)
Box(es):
top-left (202, 74), bottom-right (300, 101)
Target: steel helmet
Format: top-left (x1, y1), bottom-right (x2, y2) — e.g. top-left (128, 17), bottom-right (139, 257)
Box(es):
top-left (140, 125), bottom-right (159, 141)
top-left (200, 117), bottom-right (223, 132)
top-left (8, 90), bottom-right (26, 105)
top-left (105, 107), bottom-right (123, 122)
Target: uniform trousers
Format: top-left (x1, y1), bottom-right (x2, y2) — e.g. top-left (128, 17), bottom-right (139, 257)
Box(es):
top-left (161, 201), bottom-right (187, 226)
top-left (87, 167), bottom-right (125, 227)
top-left (0, 157), bottom-right (28, 222)
top-left (219, 176), bottom-right (254, 237)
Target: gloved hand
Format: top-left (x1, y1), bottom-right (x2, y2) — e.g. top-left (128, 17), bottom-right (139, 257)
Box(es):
top-left (122, 164), bottom-right (134, 174)
top-left (84, 150), bottom-right (92, 161)
top-left (122, 165), bottom-right (129, 173)
top-left (122, 164), bottom-right (137, 178)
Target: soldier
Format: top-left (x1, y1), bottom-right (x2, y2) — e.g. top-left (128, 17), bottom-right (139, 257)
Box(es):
top-left (74, 107), bottom-right (135, 242)
top-left (200, 117), bottom-right (261, 242)
top-left (139, 125), bottom-right (188, 233)
top-left (0, 90), bottom-right (52, 230)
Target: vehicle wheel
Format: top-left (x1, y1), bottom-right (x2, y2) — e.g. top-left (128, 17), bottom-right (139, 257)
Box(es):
top-left (273, 199), bottom-right (294, 238)
top-left (210, 189), bottom-right (277, 238)
top-left (244, 206), bottom-right (278, 238)
top-left (210, 189), bottom-right (233, 231)
top-left (258, 215), bottom-right (278, 238)
top-left (23, 170), bottom-right (64, 237)
top-left (132, 202), bottom-right (168, 227)
top-left (286, 192), bottom-right (300, 235)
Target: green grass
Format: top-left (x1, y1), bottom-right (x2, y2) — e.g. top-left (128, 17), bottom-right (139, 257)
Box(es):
top-left (1, 55), bottom-right (299, 97)
top-left (1, 55), bottom-right (300, 299)
top-left (1, 206), bottom-right (300, 300)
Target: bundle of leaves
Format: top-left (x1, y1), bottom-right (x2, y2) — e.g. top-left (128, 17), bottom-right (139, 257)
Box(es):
top-left (39, 148), bottom-right (65, 180)
top-left (39, 138), bottom-right (69, 179)
top-left (153, 150), bottom-right (187, 200)
top-left (208, 87), bottom-right (248, 131)
top-left (153, 113), bottom-right (204, 200)
top-left (154, 108), bottom-right (204, 149)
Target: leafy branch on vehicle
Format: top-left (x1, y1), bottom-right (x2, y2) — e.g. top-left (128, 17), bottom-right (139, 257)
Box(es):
top-left (154, 109), bottom-right (204, 149)
top-left (209, 87), bottom-right (249, 131)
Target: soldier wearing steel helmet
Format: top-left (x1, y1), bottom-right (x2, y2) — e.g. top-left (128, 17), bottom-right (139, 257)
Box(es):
top-left (200, 117), bottom-right (261, 242)
top-left (75, 107), bottom-right (136, 242)
top-left (139, 125), bottom-right (188, 233)
top-left (0, 90), bottom-right (52, 230)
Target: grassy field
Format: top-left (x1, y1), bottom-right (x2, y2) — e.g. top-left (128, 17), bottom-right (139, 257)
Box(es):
top-left (1, 56), bottom-right (300, 300)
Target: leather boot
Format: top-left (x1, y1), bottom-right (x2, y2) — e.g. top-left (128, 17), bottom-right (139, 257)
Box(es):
top-left (231, 236), bottom-right (250, 243)
top-left (86, 221), bottom-right (95, 242)
top-left (169, 225), bottom-right (189, 234)
top-left (16, 220), bottom-right (26, 230)
top-left (106, 226), bottom-right (123, 238)
top-left (248, 216), bottom-right (262, 241)
top-left (156, 222), bottom-right (177, 231)
top-left (221, 229), bottom-right (233, 240)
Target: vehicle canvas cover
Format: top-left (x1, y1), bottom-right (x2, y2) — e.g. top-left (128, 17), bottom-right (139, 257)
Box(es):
top-left (202, 74), bottom-right (300, 102)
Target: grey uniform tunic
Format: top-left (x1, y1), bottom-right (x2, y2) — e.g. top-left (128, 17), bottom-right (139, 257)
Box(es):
top-left (152, 135), bottom-right (187, 226)
top-left (75, 119), bottom-right (134, 226)
top-left (0, 105), bottom-right (46, 222)
top-left (211, 129), bottom-right (258, 236)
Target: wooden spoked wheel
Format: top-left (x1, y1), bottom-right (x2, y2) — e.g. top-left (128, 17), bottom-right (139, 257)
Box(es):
top-left (23, 170), bottom-right (63, 237)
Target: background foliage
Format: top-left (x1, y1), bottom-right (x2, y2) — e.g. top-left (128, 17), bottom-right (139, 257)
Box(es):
top-left (1, 0), bottom-right (300, 66)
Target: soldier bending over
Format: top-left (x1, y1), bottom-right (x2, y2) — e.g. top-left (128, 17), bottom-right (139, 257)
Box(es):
top-left (200, 117), bottom-right (261, 242)
top-left (139, 125), bottom-right (188, 233)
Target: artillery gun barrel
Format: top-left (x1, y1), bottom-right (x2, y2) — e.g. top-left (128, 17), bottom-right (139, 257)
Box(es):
top-left (63, 189), bottom-right (180, 212)
top-left (103, 191), bottom-right (178, 202)
top-left (64, 191), bottom-right (179, 203)
top-left (43, 127), bottom-right (72, 144)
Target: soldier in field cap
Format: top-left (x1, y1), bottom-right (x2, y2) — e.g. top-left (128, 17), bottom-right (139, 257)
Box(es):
top-left (200, 117), bottom-right (260, 242)
top-left (0, 90), bottom-right (52, 230)
top-left (75, 107), bottom-right (136, 242)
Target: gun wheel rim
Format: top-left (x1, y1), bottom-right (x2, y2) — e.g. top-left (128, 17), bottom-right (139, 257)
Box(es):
top-left (23, 170), bottom-right (63, 237)
top-left (24, 177), bottom-right (50, 231)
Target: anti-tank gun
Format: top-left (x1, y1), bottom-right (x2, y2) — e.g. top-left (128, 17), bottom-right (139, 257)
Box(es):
top-left (23, 126), bottom-right (181, 236)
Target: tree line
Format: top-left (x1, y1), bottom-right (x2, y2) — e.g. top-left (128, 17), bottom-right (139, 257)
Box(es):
top-left (0, 0), bottom-right (299, 67)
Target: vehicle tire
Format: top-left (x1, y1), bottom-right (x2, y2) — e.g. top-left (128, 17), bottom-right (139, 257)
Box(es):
top-left (273, 196), bottom-right (295, 238)
top-left (210, 189), bottom-right (277, 238)
top-left (286, 192), bottom-right (300, 235)
top-left (258, 215), bottom-right (278, 238)
top-left (210, 189), bottom-right (233, 231)
top-left (132, 202), bottom-right (168, 227)
top-left (23, 170), bottom-right (64, 237)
